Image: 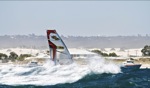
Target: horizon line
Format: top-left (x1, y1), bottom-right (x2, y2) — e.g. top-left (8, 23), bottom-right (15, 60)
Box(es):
top-left (0, 34), bottom-right (149, 37)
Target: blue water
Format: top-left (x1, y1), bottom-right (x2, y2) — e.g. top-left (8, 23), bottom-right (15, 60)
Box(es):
top-left (0, 56), bottom-right (149, 88)
top-left (0, 69), bottom-right (149, 88)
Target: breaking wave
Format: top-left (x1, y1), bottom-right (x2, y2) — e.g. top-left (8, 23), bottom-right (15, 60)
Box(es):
top-left (0, 56), bottom-right (121, 86)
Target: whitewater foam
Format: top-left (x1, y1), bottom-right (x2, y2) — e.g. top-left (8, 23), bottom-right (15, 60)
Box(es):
top-left (0, 56), bottom-right (121, 85)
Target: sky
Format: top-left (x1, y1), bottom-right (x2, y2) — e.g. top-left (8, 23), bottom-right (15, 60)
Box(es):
top-left (0, 1), bottom-right (150, 36)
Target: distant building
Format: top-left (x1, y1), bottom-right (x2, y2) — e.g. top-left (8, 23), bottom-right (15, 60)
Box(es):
top-left (69, 48), bottom-right (96, 59)
top-left (110, 48), bottom-right (115, 51)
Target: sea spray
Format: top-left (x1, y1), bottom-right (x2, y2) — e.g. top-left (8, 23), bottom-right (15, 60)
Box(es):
top-left (0, 56), bottom-right (121, 86)
top-left (87, 56), bottom-right (121, 74)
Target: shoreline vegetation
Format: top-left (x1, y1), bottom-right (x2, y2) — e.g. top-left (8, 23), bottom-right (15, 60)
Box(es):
top-left (0, 55), bottom-right (150, 69)
top-left (0, 45), bottom-right (150, 68)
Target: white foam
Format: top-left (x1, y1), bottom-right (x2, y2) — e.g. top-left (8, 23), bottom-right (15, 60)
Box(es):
top-left (87, 56), bottom-right (121, 74)
top-left (0, 56), bottom-right (121, 85)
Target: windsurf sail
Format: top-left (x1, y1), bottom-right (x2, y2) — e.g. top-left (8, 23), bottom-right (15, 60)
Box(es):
top-left (47, 30), bottom-right (73, 65)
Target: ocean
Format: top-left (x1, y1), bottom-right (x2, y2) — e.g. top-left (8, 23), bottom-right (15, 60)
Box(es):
top-left (0, 57), bottom-right (149, 88)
